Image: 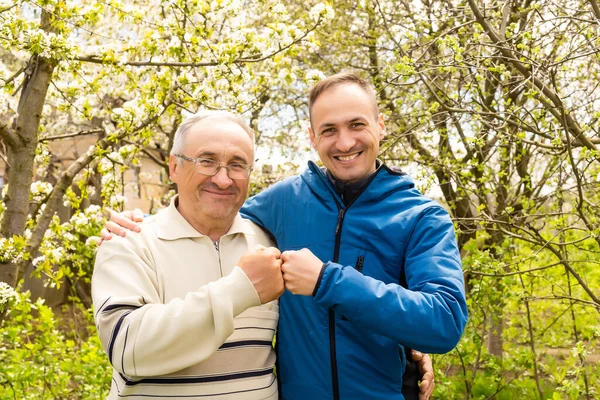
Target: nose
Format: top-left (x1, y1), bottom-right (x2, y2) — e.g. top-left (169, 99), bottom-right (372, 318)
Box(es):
top-left (210, 166), bottom-right (234, 189)
top-left (334, 128), bottom-right (356, 153)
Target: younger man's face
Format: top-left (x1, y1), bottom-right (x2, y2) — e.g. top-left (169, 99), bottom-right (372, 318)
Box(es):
top-left (309, 83), bottom-right (385, 183)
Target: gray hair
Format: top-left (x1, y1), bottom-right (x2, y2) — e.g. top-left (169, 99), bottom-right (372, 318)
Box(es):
top-left (170, 110), bottom-right (255, 163)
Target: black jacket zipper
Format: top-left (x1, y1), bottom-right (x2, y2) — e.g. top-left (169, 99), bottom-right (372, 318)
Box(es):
top-left (329, 207), bottom-right (345, 400)
top-left (319, 164), bottom-right (383, 400)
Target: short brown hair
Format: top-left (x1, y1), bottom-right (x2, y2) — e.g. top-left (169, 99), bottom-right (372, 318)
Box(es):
top-left (308, 72), bottom-right (379, 119)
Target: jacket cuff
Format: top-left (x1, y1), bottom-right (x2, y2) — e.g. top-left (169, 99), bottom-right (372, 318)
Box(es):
top-left (312, 263), bottom-right (328, 297)
top-left (223, 266), bottom-right (262, 316)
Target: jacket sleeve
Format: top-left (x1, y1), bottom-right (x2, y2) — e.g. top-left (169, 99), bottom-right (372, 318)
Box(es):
top-left (313, 205), bottom-right (468, 354)
top-left (241, 184), bottom-right (281, 241)
top-left (92, 235), bottom-right (261, 377)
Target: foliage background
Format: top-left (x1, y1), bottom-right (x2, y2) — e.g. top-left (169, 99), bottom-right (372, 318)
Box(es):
top-left (1, 0), bottom-right (599, 399)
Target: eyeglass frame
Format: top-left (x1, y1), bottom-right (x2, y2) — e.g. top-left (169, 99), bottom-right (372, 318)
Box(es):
top-left (174, 154), bottom-right (253, 180)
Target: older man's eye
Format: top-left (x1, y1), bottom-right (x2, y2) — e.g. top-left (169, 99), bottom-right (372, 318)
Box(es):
top-left (199, 159), bottom-right (216, 167)
top-left (229, 163), bottom-right (248, 172)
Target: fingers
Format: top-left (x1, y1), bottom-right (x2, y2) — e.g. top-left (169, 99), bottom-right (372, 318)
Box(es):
top-left (419, 371), bottom-right (435, 399)
top-left (132, 208), bottom-right (145, 222)
top-left (105, 221), bottom-right (128, 237)
top-left (264, 246), bottom-right (281, 258)
top-left (254, 245), bottom-right (281, 259)
top-left (418, 352), bottom-right (435, 400)
top-left (96, 228), bottom-right (113, 245)
top-left (239, 246), bottom-right (285, 304)
top-left (411, 349), bottom-right (424, 361)
top-left (281, 250), bottom-right (293, 262)
top-left (109, 210), bottom-right (141, 233)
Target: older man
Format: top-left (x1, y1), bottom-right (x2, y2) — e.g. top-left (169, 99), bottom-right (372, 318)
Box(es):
top-left (92, 111), bottom-right (284, 399)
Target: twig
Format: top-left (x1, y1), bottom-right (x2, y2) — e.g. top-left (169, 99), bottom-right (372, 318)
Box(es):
top-left (38, 128), bottom-right (105, 142)
top-left (73, 19), bottom-right (322, 67)
top-left (467, 0), bottom-right (599, 160)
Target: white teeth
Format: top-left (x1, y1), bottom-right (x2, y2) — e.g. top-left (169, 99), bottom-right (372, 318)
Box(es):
top-left (337, 153), bottom-right (359, 161)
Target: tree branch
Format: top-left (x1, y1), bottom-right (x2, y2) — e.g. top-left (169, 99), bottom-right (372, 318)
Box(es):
top-left (591, 0), bottom-right (600, 20)
top-left (467, 0), bottom-right (599, 160)
top-left (0, 66), bottom-right (26, 86)
top-left (122, 139), bottom-right (168, 169)
top-left (467, 262), bottom-right (563, 277)
top-left (26, 100), bottom-right (172, 257)
top-left (507, 223), bottom-right (600, 306)
top-left (0, 124), bottom-right (19, 149)
top-left (38, 128), bottom-right (105, 142)
top-left (74, 19), bottom-right (322, 68)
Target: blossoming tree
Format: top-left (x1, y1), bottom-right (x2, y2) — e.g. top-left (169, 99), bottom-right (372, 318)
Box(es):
top-left (0, 0), bottom-right (333, 301)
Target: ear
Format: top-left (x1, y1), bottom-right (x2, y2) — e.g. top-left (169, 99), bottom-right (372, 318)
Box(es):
top-left (168, 155), bottom-right (179, 183)
top-left (377, 113), bottom-right (386, 141)
top-left (308, 125), bottom-right (317, 148)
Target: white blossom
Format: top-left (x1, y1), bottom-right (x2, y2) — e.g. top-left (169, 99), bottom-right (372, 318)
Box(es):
top-left (306, 69), bottom-right (326, 83)
top-left (72, 213), bottom-right (90, 228)
top-left (86, 205), bottom-right (102, 215)
top-left (108, 151), bottom-right (124, 164)
top-left (168, 36), bottom-right (181, 51)
top-left (272, 4), bottom-right (287, 15)
top-left (85, 185), bottom-right (97, 197)
top-left (63, 233), bottom-right (76, 242)
top-left (30, 181), bottom-right (53, 201)
top-left (51, 247), bottom-right (65, 262)
top-left (98, 158), bottom-right (114, 173)
top-left (32, 255), bottom-right (46, 267)
top-left (309, 3), bottom-right (335, 22)
top-left (0, 237), bottom-right (26, 263)
top-left (0, 282), bottom-right (19, 311)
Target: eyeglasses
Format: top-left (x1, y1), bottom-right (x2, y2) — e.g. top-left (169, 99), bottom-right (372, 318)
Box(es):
top-left (175, 154), bottom-right (253, 180)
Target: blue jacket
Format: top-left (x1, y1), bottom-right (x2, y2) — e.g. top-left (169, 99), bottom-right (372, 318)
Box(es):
top-left (241, 161), bottom-right (468, 400)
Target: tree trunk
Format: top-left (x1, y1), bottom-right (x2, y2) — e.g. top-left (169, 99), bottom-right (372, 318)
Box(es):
top-left (0, 11), bottom-right (56, 288)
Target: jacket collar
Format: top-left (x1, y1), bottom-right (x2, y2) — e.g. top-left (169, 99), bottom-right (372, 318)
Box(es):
top-left (156, 196), bottom-right (255, 241)
top-left (302, 160), bottom-right (415, 208)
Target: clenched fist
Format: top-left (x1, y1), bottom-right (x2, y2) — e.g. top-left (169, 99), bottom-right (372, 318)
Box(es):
top-left (238, 246), bottom-right (285, 304)
top-left (281, 248), bottom-right (325, 296)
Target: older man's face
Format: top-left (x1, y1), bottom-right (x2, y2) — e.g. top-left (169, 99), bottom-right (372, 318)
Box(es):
top-left (170, 118), bottom-right (253, 223)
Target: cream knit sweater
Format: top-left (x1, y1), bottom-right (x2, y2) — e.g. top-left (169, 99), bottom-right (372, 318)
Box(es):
top-left (92, 198), bottom-right (278, 399)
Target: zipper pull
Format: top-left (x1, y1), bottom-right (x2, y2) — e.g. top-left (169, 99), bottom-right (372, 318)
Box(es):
top-left (355, 255), bottom-right (365, 273)
top-left (335, 209), bottom-right (345, 235)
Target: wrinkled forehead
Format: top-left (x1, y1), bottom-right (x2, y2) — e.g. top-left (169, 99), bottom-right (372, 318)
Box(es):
top-left (186, 119), bottom-right (254, 162)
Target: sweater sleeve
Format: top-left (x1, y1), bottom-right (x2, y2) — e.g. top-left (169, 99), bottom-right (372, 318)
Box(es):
top-left (313, 206), bottom-right (468, 354)
top-left (92, 235), bottom-right (260, 377)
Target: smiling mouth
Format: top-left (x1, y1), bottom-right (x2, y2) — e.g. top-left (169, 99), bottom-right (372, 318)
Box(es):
top-left (203, 190), bottom-right (235, 196)
top-left (334, 152), bottom-right (362, 162)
